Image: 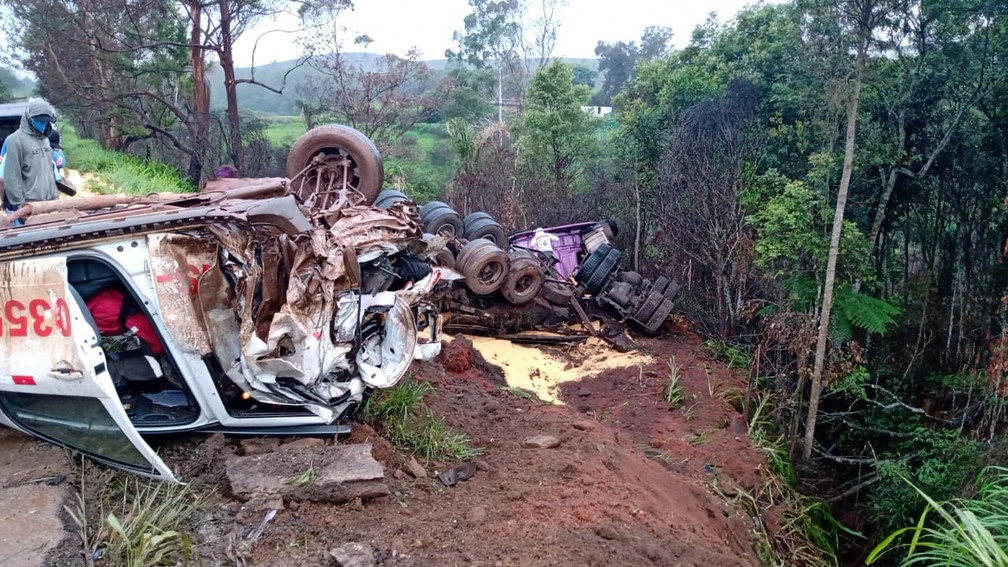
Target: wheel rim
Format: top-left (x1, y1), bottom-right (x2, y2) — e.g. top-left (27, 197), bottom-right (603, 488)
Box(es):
top-left (477, 260), bottom-right (505, 286)
top-left (293, 151), bottom-right (365, 210)
top-left (437, 222), bottom-right (458, 238)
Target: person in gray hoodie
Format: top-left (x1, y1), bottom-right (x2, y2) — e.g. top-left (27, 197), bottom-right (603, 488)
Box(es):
top-left (1, 98), bottom-right (58, 216)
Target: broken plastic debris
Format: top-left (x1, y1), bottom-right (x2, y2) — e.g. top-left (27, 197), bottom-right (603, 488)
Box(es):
top-left (246, 508), bottom-right (277, 542)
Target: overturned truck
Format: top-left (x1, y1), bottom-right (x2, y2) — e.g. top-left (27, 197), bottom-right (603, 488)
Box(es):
top-left (370, 192), bottom-right (681, 350)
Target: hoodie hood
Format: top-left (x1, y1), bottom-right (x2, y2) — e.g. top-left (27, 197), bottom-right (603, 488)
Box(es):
top-left (20, 98), bottom-right (57, 138)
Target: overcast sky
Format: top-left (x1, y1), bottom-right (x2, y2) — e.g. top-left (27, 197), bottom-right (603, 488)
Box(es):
top-left (234, 0), bottom-right (768, 68)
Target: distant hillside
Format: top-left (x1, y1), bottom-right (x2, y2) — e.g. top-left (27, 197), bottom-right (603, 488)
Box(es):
top-left (0, 66), bottom-right (36, 100)
top-left (210, 54), bottom-right (599, 116)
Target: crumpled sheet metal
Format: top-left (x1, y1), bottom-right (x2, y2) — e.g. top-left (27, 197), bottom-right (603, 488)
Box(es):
top-left (187, 204), bottom-right (423, 419)
top-left (330, 206), bottom-right (423, 253)
top-left (147, 233), bottom-right (217, 356)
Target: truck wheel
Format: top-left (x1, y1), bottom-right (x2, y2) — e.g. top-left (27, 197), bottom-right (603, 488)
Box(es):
top-left (287, 124), bottom-right (383, 207)
top-left (575, 243), bottom-right (613, 286)
top-left (423, 204), bottom-right (464, 238)
top-left (642, 298), bottom-right (675, 334)
top-left (421, 201), bottom-right (451, 218)
top-left (633, 289), bottom-right (664, 323)
top-left (463, 216), bottom-right (507, 246)
top-left (457, 239), bottom-right (509, 295)
top-left (540, 281), bottom-right (574, 305)
top-left (374, 189), bottom-right (408, 209)
top-left (463, 211), bottom-right (493, 226)
top-left (584, 248), bottom-right (620, 295)
top-left (500, 251), bottom-right (544, 305)
top-left (434, 249), bottom-right (456, 270)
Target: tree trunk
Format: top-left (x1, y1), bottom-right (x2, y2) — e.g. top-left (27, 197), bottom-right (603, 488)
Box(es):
top-left (801, 27), bottom-right (870, 462)
top-left (633, 163), bottom-right (642, 272)
top-left (497, 62), bottom-right (503, 123)
top-left (188, 0), bottom-right (208, 184)
top-left (218, 0), bottom-right (244, 172)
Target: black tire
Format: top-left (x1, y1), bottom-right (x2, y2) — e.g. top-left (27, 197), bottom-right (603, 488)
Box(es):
top-left (653, 276), bottom-right (670, 294)
top-left (421, 201), bottom-right (451, 218)
top-left (634, 289), bottom-right (664, 323)
top-left (423, 206), bottom-right (464, 238)
top-left (662, 279), bottom-right (681, 301)
top-left (463, 211), bottom-right (494, 227)
top-left (457, 239), bottom-right (509, 295)
top-left (500, 253), bottom-right (545, 305)
top-left (540, 281), bottom-right (574, 305)
top-left (463, 216), bottom-right (507, 246)
top-left (642, 298), bottom-right (675, 334)
top-left (574, 242), bottom-right (612, 285)
top-left (584, 248), bottom-right (621, 295)
top-left (374, 189), bottom-right (408, 209)
top-left (286, 124), bottom-right (383, 207)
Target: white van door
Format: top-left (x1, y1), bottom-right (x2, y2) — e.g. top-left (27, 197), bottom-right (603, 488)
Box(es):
top-left (0, 257), bottom-right (176, 481)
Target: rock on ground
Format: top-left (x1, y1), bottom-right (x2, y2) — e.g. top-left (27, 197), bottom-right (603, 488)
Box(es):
top-left (329, 542), bottom-right (376, 567)
top-left (225, 442), bottom-right (388, 503)
top-left (522, 434), bottom-right (561, 448)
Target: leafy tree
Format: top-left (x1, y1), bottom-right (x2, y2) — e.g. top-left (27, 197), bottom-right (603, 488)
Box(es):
top-left (1, 0), bottom-right (199, 167)
top-left (593, 40), bottom-right (637, 106)
top-left (439, 67), bottom-right (496, 122)
top-left (518, 60), bottom-right (596, 223)
top-left (446, 0), bottom-right (522, 121)
top-left (802, 0), bottom-right (883, 462)
top-left (593, 26), bottom-right (673, 105)
top-left (570, 64), bottom-right (597, 89)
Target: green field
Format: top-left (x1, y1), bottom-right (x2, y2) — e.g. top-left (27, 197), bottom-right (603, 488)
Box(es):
top-left (261, 115), bottom-right (308, 146)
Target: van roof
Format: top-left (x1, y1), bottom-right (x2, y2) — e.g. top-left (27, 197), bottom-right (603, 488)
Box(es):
top-left (0, 101), bottom-right (26, 119)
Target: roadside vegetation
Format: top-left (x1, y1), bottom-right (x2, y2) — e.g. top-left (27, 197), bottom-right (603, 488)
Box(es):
top-left (364, 375), bottom-right (481, 462)
top-left (62, 128), bottom-right (193, 195)
top-left (64, 458), bottom-right (199, 567)
top-left (867, 467), bottom-right (1008, 566)
top-left (4, 0), bottom-right (1007, 561)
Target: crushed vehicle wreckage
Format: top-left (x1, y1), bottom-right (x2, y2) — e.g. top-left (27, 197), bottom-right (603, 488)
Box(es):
top-left (0, 125), bottom-right (443, 480)
top-left (0, 124), bottom-right (679, 480)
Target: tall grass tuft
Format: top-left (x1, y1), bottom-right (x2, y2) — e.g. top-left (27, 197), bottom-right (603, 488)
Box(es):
top-left (104, 478), bottom-right (199, 567)
top-left (867, 466), bottom-right (1008, 566)
top-left (62, 128), bottom-right (194, 195)
top-left (665, 356), bottom-right (685, 408)
top-left (365, 375), bottom-right (482, 462)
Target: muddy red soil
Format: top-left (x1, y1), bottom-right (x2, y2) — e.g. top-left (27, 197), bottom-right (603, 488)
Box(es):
top-left (145, 327), bottom-right (765, 567)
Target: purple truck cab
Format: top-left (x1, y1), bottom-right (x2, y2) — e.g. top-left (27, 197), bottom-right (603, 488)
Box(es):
top-left (508, 221), bottom-right (598, 279)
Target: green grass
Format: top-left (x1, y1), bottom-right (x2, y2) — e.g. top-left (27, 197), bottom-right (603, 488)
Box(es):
top-left (104, 478), bottom-right (198, 567)
top-left (364, 375), bottom-right (482, 462)
top-left (867, 466), bottom-right (1008, 566)
top-left (62, 127), bottom-right (193, 194)
top-left (260, 115), bottom-right (307, 146)
top-left (703, 339), bottom-right (751, 369)
top-left (664, 356), bottom-right (685, 409)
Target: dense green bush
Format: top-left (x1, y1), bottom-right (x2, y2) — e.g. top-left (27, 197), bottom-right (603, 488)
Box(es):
top-left (868, 428), bottom-right (985, 535)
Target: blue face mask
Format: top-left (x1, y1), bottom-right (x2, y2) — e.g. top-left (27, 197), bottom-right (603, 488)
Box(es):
top-left (31, 118), bottom-right (52, 136)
